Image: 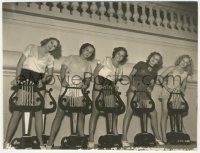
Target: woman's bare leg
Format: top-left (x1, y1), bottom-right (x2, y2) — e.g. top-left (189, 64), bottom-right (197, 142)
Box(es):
top-left (122, 91), bottom-right (134, 141)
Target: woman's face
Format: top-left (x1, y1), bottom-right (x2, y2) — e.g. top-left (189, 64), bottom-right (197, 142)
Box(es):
top-left (149, 54), bottom-right (160, 66)
top-left (179, 57), bottom-right (190, 68)
top-left (81, 46), bottom-right (94, 59)
top-left (114, 50), bottom-right (126, 63)
top-left (45, 39), bottom-right (58, 52)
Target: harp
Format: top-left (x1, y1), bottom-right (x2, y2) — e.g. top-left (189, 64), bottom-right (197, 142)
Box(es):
top-left (9, 80), bottom-right (44, 149)
top-left (58, 86), bottom-right (92, 149)
top-left (130, 90), bottom-right (156, 147)
top-left (166, 92), bottom-right (191, 145)
top-left (95, 85), bottom-right (125, 149)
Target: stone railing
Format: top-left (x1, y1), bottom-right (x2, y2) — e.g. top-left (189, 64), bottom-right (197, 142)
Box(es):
top-left (3, 2), bottom-right (197, 41)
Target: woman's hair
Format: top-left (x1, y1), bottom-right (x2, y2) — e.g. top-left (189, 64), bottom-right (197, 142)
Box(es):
top-left (79, 43), bottom-right (96, 61)
top-left (112, 47), bottom-right (128, 65)
top-left (175, 55), bottom-right (194, 76)
top-left (40, 37), bottom-right (62, 59)
top-left (146, 52), bottom-right (163, 71)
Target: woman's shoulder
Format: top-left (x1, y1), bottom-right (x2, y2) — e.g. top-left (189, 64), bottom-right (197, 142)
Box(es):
top-left (25, 44), bottom-right (37, 51)
top-left (64, 54), bottom-right (76, 60)
top-left (134, 61), bottom-right (145, 67)
top-left (105, 56), bottom-right (112, 62)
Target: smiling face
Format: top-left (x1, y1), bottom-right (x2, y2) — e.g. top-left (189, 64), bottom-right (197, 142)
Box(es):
top-left (81, 46), bottom-right (94, 59)
top-left (113, 50), bottom-right (126, 63)
top-left (149, 54), bottom-right (161, 67)
top-left (45, 39), bottom-right (58, 52)
top-left (179, 57), bottom-right (190, 68)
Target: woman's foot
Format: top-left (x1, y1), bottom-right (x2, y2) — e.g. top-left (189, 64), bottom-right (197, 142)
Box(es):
top-left (122, 140), bottom-right (130, 147)
top-left (155, 138), bottom-right (165, 145)
top-left (46, 145), bottom-right (52, 149)
top-left (4, 142), bottom-right (14, 149)
top-left (88, 141), bottom-right (95, 149)
top-left (40, 145), bottom-right (46, 149)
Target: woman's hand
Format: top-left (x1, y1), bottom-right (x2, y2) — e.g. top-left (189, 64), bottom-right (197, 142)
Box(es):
top-left (10, 78), bottom-right (18, 86)
top-left (37, 80), bottom-right (43, 88)
top-left (147, 87), bottom-right (152, 93)
top-left (114, 85), bottom-right (119, 91)
top-left (62, 80), bottom-right (69, 88)
top-left (130, 85), bottom-right (136, 92)
top-left (172, 87), bottom-right (181, 93)
top-left (77, 82), bottom-right (88, 89)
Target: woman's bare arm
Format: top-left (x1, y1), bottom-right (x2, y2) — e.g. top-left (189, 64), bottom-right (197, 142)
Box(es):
top-left (11, 54), bottom-right (26, 85)
top-left (60, 64), bottom-right (69, 87)
top-left (129, 68), bottom-right (137, 85)
top-left (93, 64), bottom-right (104, 77)
top-left (159, 66), bottom-right (175, 88)
top-left (43, 67), bottom-right (54, 84)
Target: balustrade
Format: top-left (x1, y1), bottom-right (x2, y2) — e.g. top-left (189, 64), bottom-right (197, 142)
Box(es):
top-left (3, 2), bottom-right (197, 37)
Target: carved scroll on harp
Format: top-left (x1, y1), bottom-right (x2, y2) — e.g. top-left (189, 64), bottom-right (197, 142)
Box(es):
top-left (9, 79), bottom-right (44, 112)
top-left (43, 88), bottom-right (57, 114)
top-left (95, 85), bottom-right (125, 115)
top-left (58, 86), bottom-right (92, 114)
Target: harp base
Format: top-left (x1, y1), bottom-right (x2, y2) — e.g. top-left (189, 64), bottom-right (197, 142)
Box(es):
top-left (31, 134), bottom-right (50, 149)
top-left (134, 133), bottom-right (156, 147)
top-left (166, 132), bottom-right (191, 145)
top-left (60, 135), bottom-right (89, 149)
top-left (98, 134), bottom-right (122, 149)
top-left (11, 136), bottom-right (34, 149)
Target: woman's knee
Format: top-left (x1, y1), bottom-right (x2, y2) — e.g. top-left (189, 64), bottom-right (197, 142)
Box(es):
top-left (12, 111), bottom-right (22, 118)
top-left (35, 110), bottom-right (43, 118)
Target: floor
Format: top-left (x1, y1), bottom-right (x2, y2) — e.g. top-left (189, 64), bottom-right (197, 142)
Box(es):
top-left (52, 141), bottom-right (197, 151)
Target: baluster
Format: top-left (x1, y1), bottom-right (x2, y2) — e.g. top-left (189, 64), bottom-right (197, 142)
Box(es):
top-left (155, 8), bottom-right (162, 27)
top-left (35, 2), bottom-right (43, 9)
top-left (99, 2), bottom-right (107, 21)
top-left (189, 15), bottom-right (195, 32)
top-left (140, 3), bottom-right (147, 26)
top-left (15, 2), bottom-right (29, 10)
top-left (27, 2), bottom-right (31, 7)
top-left (162, 8), bottom-right (169, 29)
top-left (176, 12), bottom-right (182, 31)
top-left (51, 2), bottom-right (60, 13)
top-left (169, 10), bottom-right (176, 30)
top-left (108, 1), bottom-right (115, 22)
top-left (132, 2), bottom-right (139, 24)
top-left (81, 2), bottom-right (89, 18)
top-left (117, 2), bottom-right (123, 23)
top-left (182, 13), bottom-right (189, 31)
top-left (56, 2), bottom-right (64, 13)
top-left (125, 2), bottom-right (132, 24)
top-left (147, 4), bottom-right (154, 27)
top-left (90, 2), bottom-right (98, 19)
top-left (46, 2), bottom-right (54, 11)
top-left (62, 2), bottom-right (70, 15)
top-left (71, 2), bottom-right (80, 16)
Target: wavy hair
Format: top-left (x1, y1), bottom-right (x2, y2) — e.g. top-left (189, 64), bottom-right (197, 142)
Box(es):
top-left (174, 55), bottom-right (194, 76)
top-left (79, 43), bottom-right (96, 61)
top-left (40, 37), bottom-right (62, 59)
top-left (112, 47), bottom-right (128, 65)
top-left (146, 52), bottom-right (163, 71)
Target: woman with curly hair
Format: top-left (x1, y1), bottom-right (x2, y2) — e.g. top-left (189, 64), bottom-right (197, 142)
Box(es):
top-left (46, 43), bottom-right (96, 149)
top-left (159, 55), bottom-right (193, 143)
top-left (4, 37), bottom-right (62, 149)
top-left (88, 47), bottom-right (128, 148)
top-left (122, 52), bottom-right (164, 147)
